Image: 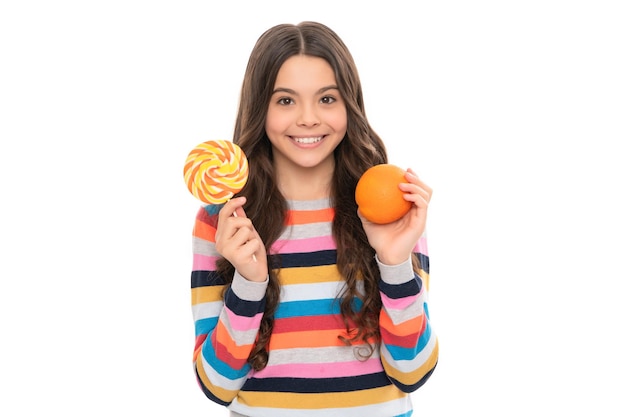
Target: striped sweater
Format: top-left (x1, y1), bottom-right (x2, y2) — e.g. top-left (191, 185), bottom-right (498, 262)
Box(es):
top-left (191, 198), bottom-right (438, 417)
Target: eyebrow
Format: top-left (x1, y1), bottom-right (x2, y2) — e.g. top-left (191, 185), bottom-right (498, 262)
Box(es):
top-left (271, 85), bottom-right (339, 95)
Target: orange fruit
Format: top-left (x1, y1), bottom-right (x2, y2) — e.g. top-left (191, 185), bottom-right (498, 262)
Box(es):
top-left (355, 164), bottom-right (412, 224)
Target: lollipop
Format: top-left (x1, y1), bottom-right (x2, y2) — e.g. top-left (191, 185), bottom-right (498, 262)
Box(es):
top-left (184, 140), bottom-right (255, 261)
top-left (183, 140), bottom-right (249, 204)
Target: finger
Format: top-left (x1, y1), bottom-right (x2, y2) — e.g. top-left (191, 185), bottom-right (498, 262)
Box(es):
top-left (215, 201), bottom-right (251, 248)
top-left (229, 197), bottom-right (252, 222)
top-left (409, 172), bottom-right (431, 200)
top-left (241, 238), bottom-right (261, 260)
top-left (399, 182), bottom-right (432, 204)
top-left (219, 196), bottom-right (247, 220)
top-left (405, 169), bottom-right (432, 189)
top-left (230, 226), bottom-right (253, 249)
top-left (233, 205), bottom-right (249, 219)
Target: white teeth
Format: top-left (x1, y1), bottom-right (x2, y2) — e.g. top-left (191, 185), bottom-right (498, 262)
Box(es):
top-left (293, 136), bottom-right (322, 144)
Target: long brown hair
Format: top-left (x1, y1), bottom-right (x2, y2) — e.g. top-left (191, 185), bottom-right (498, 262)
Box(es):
top-left (217, 21), bottom-right (415, 370)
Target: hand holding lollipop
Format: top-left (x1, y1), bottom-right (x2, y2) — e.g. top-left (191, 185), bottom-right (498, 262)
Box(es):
top-left (184, 140), bottom-right (257, 262)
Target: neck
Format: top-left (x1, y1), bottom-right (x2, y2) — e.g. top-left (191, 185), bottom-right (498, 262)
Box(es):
top-left (275, 161), bottom-right (334, 201)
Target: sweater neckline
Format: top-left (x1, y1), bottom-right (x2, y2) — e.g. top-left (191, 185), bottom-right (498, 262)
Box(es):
top-left (286, 198), bottom-right (332, 211)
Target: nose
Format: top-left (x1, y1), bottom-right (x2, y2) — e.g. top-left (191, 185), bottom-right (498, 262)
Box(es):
top-left (296, 103), bottom-right (320, 127)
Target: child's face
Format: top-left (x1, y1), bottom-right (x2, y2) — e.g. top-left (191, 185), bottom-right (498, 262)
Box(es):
top-left (265, 55), bottom-right (347, 172)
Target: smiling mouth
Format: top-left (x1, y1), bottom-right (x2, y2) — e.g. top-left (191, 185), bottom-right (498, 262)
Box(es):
top-left (292, 136), bottom-right (323, 144)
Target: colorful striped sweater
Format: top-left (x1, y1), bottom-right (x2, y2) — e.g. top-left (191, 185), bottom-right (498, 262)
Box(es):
top-left (191, 198), bottom-right (438, 417)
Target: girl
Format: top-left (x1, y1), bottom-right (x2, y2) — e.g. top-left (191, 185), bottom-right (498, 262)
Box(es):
top-left (190, 21), bottom-right (438, 417)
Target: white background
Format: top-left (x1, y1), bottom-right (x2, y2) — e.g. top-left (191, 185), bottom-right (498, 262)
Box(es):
top-left (1, 1), bottom-right (624, 415)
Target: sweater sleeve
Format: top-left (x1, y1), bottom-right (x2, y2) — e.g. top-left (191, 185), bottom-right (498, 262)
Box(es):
top-left (190, 206), bottom-right (268, 405)
top-left (376, 235), bottom-right (439, 393)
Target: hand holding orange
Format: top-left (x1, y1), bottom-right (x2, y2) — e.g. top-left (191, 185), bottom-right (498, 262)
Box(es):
top-left (355, 164), bottom-right (412, 224)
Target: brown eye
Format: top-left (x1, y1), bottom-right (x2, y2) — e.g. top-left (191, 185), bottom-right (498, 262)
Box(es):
top-left (278, 97), bottom-right (294, 105)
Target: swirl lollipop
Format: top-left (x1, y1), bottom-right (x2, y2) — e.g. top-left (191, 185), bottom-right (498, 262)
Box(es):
top-left (183, 140), bottom-right (249, 205)
top-left (184, 140), bottom-right (255, 261)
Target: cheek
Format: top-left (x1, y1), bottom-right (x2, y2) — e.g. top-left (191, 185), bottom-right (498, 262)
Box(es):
top-left (265, 109), bottom-right (290, 134)
top-left (327, 109), bottom-right (348, 133)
